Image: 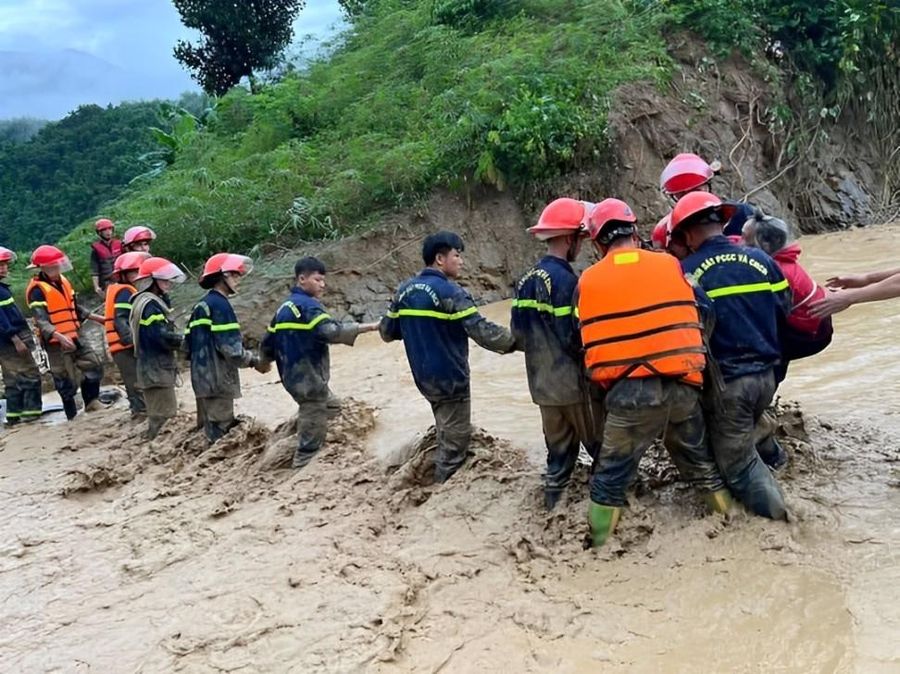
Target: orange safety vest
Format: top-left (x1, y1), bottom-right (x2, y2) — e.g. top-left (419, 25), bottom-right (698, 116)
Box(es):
top-left (578, 248), bottom-right (706, 387)
top-left (104, 282), bottom-right (136, 354)
top-left (26, 275), bottom-right (81, 345)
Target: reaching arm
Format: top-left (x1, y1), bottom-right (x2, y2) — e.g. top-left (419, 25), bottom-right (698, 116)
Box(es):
top-left (454, 290), bottom-right (516, 354)
top-left (827, 267), bottom-right (900, 290)
top-left (811, 273), bottom-right (900, 318)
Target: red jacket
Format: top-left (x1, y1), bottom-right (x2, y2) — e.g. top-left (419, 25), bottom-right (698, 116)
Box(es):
top-left (772, 243), bottom-right (825, 334)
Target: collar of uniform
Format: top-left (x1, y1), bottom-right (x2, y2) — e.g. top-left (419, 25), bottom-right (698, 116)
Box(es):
top-left (290, 286), bottom-right (314, 299)
top-left (696, 234), bottom-right (733, 252)
top-left (420, 268), bottom-right (448, 280)
top-left (0, 281), bottom-right (9, 291)
top-left (539, 255), bottom-right (575, 274)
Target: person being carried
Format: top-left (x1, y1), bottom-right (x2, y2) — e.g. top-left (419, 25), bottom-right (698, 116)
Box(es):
top-left (741, 212), bottom-right (832, 382)
top-left (185, 253), bottom-right (268, 444)
top-left (672, 192), bottom-right (790, 520)
top-left (104, 251), bottom-right (151, 418)
top-left (380, 231), bottom-right (517, 483)
top-left (512, 197), bottom-right (600, 510)
top-left (130, 257), bottom-right (186, 440)
top-left (0, 247), bottom-right (42, 425)
top-left (260, 257), bottom-right (378, 468)
top-left (26, 245), bottom-right (105, 420)
top-left (578, 199), bottom-right (730, 547)
top-left (90, 218), bottom-right (123, 296)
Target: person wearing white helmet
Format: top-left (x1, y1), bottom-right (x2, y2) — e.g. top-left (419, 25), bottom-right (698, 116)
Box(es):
top-left (129, 257), bottom-right (186, 439)
top-left (0, 247), bottom-right (42, 425)
top-left (122, 226), bottom-right (156, 254)
top-left (512, 198), bottom-right (600, 510)
top-left (26, 244), bottom-right (105, 420)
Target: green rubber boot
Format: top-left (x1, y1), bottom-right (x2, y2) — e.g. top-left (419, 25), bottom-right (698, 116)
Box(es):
top-left (588, 502), bottom-right (621, 547)
top-left (704, 488), bottom-right (733, 514)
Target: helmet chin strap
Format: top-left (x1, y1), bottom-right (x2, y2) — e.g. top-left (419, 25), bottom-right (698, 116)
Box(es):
top-left (565, 234), bottom-right (579, 262)
top-left (223, 273), bottom-right (239, 296)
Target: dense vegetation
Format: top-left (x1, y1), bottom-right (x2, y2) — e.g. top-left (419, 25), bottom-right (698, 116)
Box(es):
top-left (0, 103), bottom-right (162, 251)
top-left (4, 0), bottom-right (895, 291)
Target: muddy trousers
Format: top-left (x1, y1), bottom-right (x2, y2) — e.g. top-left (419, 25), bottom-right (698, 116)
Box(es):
top-left (590, 378), bottom-right (725, 506)
top-left (430, 398), bottom-right (472, 483)
top-left (196, 396), bottom-right (236, 444)
top-left (292, 397), bottom-right (340, 468)
top-left (112, 350), bottom-right (145, 415)
top-left (539, 401), bottom-right (595, 497)
top-left (0, 347), bottom-right (43, 424)
top-left (143, 386), bottom-right (177, 440)
top-left (707, 370), bottom-right (787, 520)
top-left (46, 344), bottom-right (103, 420)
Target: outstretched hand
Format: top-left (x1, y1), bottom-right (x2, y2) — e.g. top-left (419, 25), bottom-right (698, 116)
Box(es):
top-left (825, 273), bottom-right (869, 290)
top-left (359, 321), bottom-right (381, 333)
top-left (809, 289), bottom-right (852, 318)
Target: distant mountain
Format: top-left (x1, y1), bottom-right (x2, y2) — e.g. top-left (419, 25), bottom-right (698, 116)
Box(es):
top-left (0, 48), bottom-right (187, 120)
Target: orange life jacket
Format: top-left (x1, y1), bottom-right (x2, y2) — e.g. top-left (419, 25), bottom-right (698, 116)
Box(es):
top-left (26, 275), bottom-right (81, 345)
top-left (104, 282), bottom-right (136, 353)
top-left (578, 248), bottom-right (706, 387)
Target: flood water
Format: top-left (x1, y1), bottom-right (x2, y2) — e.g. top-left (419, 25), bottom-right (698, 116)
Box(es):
top-left (2, 223), bottom-right (899, 672)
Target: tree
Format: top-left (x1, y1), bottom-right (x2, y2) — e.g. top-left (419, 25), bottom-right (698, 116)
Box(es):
top-left (172, 0), bottom-right (306, 96)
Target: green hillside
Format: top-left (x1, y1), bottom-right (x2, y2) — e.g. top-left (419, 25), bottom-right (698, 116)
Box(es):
top-left (8, 0), bottom-right (895, 288)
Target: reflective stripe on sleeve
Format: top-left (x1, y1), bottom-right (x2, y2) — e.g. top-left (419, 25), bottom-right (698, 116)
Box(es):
top-left (511, 299), bottom-right (573, 316)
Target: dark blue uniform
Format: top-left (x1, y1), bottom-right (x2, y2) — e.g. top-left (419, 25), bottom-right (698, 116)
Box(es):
top-left (380, 269), bottom-right (515, 402)
top-left (380, 268), bottom-right (515, 481)
top-left (681, 235), bottom-right (789, 381)
top-left (681, 235), bottom-right (790, 520)
top-left (184, 289), bottom-right (257, 442)
top-left (0, 282), bottom-right (42, 423)
top-left (261, 287), bottom-right (361, 467)
top-left (511, 255), bottom-right (597, 506)
top-left (131, 291), bottom-right (182, 438)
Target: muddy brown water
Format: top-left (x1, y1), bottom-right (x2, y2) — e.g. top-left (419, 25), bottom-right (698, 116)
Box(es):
top-left (1, 225), bottom-right (899, 672)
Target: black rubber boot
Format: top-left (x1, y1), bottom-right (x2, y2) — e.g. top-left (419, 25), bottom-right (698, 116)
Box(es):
top-left (62, 397), bottom-right (78, 420)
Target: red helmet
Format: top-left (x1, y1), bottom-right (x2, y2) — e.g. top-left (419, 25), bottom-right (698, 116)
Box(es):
top-left (528, 198), bottom-right (591, 240)
top-left (0, 247), bottom-right (17, 263)
top-left (134, 257), bottom-right (186, 284)
top-left (199, 253), bottom-right (253, 287)
top-left (587, 198), bottom-right (637, 242)
top-left (114, 251), bottom-right (151, 274)
top-left (28, 244), bottom-right (71, 271)
top-left (669, 192), bottom-right (737, 232)
top-left (651, 215), bottom-right (670, 249)
top-left (123, 226), bottom-right (157, 246)
top-left (660, 153), bottom-right (715, 196)
top-left (95, 218), bottom-right (115, 232)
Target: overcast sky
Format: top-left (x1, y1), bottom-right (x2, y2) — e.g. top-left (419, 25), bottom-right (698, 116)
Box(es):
top-left (0, 0), bottom-right (344, 119)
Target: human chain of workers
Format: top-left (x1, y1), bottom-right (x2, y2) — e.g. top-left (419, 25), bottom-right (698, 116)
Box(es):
top-left (0, 154), bottom-right (892, 545)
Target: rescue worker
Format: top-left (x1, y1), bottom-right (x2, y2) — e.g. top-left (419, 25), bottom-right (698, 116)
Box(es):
top-left (130, 257), bottom-right (186, 439)
top-left (184, 253), bottom-right (267, 443)
top-left (0, 247), bottom-right (42, 425)
top-left (380, 231), bottom-right (517, 483)
top-left (122, 226), bottom-right (156, 254)
top-left (26, 245), bottom-right (105, 420)
top-left (511, 198), bottom-right (598, 510)
top-left (672, 192), bottom-right (790, 520)
top-left (650, 215), bottom-right (690, 260)
top-left (578, 199), bottom-right (730, 547)
top-left (742, 212), bottom-right (833, 382)
top-left (660, 153), bottom-right (755, 235)
top-left (90, 218), bottom-right (123, 295)
top-left (259, 257), bottom-right (379, 468)
top-left (104, 251), bottom-right (151, 417)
